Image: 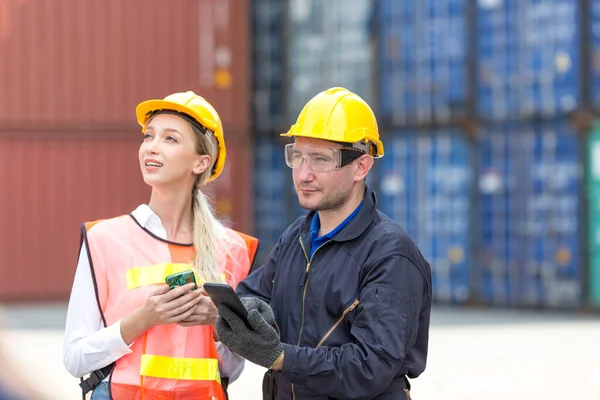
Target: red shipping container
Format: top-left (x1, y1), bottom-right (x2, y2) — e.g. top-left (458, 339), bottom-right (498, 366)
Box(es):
top-left (0, 130), bottom-right (253, 301)
top-left (0, 0), bottom-right (251, 136)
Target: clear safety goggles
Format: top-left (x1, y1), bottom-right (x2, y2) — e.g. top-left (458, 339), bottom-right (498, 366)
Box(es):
top-left (284, 143), bottom-right (366, 172)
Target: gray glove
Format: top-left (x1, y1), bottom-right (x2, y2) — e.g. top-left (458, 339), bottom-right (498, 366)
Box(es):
top-left (240, 297), bottom-right (275, 326)
top-left (216, 304), bottom-right (284, 369)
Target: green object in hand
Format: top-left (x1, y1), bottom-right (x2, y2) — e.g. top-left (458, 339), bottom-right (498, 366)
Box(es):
top-left (165, 270), bottom-right (197, 291)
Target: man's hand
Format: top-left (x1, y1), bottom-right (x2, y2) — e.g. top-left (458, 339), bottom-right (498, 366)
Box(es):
top-left (216, 305), bottom-right (284, 369)
top-left (239, 297), bottom-right (275, 326)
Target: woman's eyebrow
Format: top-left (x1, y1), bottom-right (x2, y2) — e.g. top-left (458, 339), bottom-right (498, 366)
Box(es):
top-left (162, 128), bottom-right (183, 136)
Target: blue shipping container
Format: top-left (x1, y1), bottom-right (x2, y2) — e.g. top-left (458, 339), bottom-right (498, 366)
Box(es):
top-left (477, 0), bottom-right (579, 120)
top-left (478, 121), bottom-right (582, 307)
top-left (377, 0), bottom-right (468, 126)
top-left (378, 129), bottom-right (472, 303)
top-left (253, 138), bottom-right (305, 265)
top-left (287, 0), bottom-right (374, 120)
top-left (591, 0), bottom-right (600, 107)
top-left (252, 0), bottom-right (286, 133)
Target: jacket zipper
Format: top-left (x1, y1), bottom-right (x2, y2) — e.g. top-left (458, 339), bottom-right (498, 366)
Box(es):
top-left (292, 237), bottom-right (329, 399)
top-left (296, 238), bottom-right (328, 346)
top-left (316, 299), bottom-right (359, 347)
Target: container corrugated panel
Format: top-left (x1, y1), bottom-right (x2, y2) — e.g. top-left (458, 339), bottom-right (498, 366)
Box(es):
top-left (591, 0), bottom-right (600, 108)
top-left (378, 129), bottom-right (472, 303)
top-left (478, 121), bottom-right (582, 308)
top-left (253, 138), bottom-right (305, 266)
top-left (0, 0), bottom-right (251, 135)
top-left (477, 0), bottom-right (579, 121)
top-left (0, 131), bottom-right (253, 301)
top-left (252, 0), bottom-right (286, 133)
top-left (377, 0), bottom-right (468, 126)
top-left (0, 131), bottom-right (149, 301)
top-left (287, 0), bottom-right (374, 120)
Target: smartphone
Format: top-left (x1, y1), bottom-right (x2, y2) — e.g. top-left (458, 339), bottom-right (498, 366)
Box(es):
top-left (165, 270), bottom-right (198, 291)
top-left (203, 282), bottom-right (252, 329)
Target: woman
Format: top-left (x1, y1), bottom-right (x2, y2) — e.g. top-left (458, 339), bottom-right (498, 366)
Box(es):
top-left (63, 91), bottom-right (258, 399)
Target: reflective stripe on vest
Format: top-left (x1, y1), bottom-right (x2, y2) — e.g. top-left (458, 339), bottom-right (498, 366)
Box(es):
top-left (140, 355), bottom-right (220, 382)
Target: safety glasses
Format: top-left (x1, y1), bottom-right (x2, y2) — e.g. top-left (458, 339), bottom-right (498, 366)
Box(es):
top-left (284, 143), bottom-right (366, 172)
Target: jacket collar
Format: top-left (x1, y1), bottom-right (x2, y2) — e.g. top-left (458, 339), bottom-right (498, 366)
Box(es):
top-left (300, 185), bottom-right (377, 243)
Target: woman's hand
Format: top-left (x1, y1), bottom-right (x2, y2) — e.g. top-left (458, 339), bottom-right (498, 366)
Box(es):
top-left (121, 283), bottom-right (202, 345)
top-left (177, 288), bottom-right (218, 328)
top-left (140, 283), bottom-right (202, 326)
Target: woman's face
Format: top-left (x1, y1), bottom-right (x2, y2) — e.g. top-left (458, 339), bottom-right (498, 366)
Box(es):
top-left (139, 113), bottom-right (210, 190)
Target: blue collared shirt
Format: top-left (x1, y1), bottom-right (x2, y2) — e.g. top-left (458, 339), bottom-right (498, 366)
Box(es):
top-left (309, 200), bottom-right (364, 258)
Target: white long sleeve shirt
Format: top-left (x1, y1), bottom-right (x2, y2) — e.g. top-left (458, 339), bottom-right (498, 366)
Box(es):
top-left (63, 204), bottom-right (245, 383)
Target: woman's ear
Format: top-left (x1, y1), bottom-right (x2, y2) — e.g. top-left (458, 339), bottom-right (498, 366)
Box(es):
top-left (193, 155), bottom-right (212, 175)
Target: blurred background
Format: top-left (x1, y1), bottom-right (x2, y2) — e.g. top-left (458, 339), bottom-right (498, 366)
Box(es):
top-left (1, 0), bottom-right (600, 399)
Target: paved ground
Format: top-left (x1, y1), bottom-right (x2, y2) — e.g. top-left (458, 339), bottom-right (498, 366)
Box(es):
top-left (1, 303), bottom-right (599, 400)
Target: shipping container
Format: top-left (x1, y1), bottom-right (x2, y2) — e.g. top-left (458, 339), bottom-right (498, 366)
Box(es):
top-left (378, 129), bottom-right (472, 303)
top-left (252, 0), bottom-right (287, 133)
top-left (0, 130), bottom-right (149, 301)
top-left (252, 137), bottom-right (305, 265)
top-left (478, 121), bottom-right (582, 308)
top-left (0, 0), bottom-right (251, 135)
top-left (0, 130), bottom-right (252, 301)
top-left (586, 121), bottom-right (600, 307)
top-left (286, 0), bottom-right (374, 121)
top-left (376, 0), bottom-right (468, 126)
top-left (592, 0), bottom-right (600, 108)
top-left (477, 0), bottom-right (580, 121)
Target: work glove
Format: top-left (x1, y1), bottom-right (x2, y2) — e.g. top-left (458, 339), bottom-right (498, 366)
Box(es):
top-left (216, 304), bottom-right (284, 370)
top-left (239, 297), bottom-right (275, 326)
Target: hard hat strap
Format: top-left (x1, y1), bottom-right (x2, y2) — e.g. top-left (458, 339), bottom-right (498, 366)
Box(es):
top-left (331, 140), bottom-right (371, 155)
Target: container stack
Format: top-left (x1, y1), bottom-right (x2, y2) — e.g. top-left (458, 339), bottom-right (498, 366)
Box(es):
top-left (0, 0), bottom-right (253, 301)
top-left (475, 0), bottom-right (583, 308)
top-left (375, 0), bottom-right (473, 304)
top-left (250, 0), bottom-right (594, 309)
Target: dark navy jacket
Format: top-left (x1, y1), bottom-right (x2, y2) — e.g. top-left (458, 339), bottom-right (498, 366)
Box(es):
top-left (238, 187), bottom-right (432, 400)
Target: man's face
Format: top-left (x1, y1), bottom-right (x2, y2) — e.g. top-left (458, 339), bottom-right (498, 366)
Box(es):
top-left (290, 137), bottom-right (356, 212)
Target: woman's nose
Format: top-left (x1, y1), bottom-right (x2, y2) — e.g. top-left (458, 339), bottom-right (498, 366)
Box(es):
top-left (146, 138), bottom-right (159, 154)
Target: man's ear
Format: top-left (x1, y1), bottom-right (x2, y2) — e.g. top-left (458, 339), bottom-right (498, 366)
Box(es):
top-left (353, 155), bottom-right (374, 182)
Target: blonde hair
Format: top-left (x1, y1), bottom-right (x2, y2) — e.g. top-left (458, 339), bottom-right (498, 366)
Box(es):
top-left (185, 121), bottom-right (227, 284)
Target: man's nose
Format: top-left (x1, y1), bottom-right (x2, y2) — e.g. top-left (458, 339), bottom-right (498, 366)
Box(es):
top-left (296, 158), bottom-right (314, 181)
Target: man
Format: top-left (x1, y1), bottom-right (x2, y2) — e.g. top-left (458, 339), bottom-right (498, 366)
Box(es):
top-left (216, 87), bottom-right (432, 399)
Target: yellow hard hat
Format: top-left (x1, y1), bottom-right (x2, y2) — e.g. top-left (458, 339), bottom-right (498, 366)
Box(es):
top-left (281, 87), bottom-right (384, 157)
top-left (136, 91), bottom-right (226, 181)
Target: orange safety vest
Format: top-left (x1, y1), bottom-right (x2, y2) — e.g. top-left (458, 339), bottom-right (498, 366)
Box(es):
top-left (82, 214), bottom-right (259, 400)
